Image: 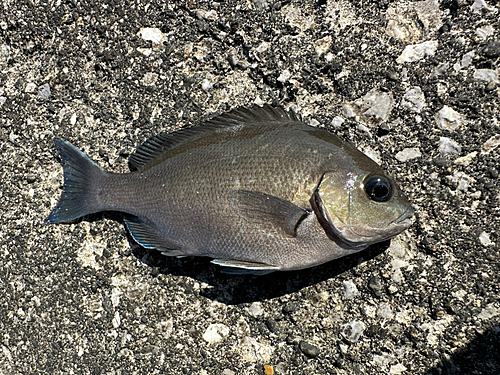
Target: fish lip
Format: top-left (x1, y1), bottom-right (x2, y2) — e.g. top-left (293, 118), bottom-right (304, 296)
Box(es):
top-left (394, 206), bottom-right (415, 225)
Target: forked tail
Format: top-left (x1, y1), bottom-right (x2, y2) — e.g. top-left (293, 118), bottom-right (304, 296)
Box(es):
top-left (46, 138), bottom-right (107, 223)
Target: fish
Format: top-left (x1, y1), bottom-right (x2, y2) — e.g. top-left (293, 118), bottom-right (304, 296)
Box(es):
top-left (47, 105), bottom-right (414, 275)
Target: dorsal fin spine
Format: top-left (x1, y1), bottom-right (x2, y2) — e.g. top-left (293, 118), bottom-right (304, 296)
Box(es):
top-left (128, 104), bottom-right (302, 171)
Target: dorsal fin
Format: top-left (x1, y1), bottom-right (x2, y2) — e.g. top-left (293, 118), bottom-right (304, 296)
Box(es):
top-left (128, 104), bottom-right (302, 171)
top-left (203, 104), bottom-right (302, 127)
top-left (128, 127), bottom-right (210, 171)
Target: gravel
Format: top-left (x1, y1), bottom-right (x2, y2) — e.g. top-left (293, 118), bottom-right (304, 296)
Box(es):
top-left (1, 0), bottom-right (499, 374)
top-left (299, 341), bottom-right (321, 358)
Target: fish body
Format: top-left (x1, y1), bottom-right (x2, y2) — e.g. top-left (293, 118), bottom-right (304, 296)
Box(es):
top-left (48, 105), bottom-right (414, 274)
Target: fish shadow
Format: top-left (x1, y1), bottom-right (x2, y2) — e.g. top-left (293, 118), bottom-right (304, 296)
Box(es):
top-left (124, 222), bottom-right (390, 305)
top-left (199, 244), bottom-right (388, 304)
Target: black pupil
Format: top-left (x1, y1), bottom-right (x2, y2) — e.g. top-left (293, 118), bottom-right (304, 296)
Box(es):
top-left (364, 176), bottom-right (392, 202)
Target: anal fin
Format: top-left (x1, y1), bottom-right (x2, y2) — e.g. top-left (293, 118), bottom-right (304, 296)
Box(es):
top-left (124, 216), bottom-right (184, 256)
top-left (211, 259), bottom-right (280, 275)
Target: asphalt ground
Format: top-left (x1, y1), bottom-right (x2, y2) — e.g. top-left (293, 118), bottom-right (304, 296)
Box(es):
top-left (1, 1), bottom-right (499, 374)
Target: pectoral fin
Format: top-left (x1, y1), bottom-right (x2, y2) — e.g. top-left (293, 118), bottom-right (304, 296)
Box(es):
top-left (229, 190), bottom-right (310, 237)
top-left (211, 259), bottom-right (280, 275)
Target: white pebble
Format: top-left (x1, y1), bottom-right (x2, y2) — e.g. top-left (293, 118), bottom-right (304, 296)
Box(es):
top-left (400, 86), bottom-right (425, 113)
top-left (476, 25), bottom-right (495, 40)
top-left (377, 303), bottom-right (394, 320)
top-left (201, 79), bottom-right (213, 91)
top-left (481, 135), bottom-right (500, 154)
top-left (354, 89), bottom-right (394, 122)
top-left (390, 363), bottom-right (408, 375)
top-left (277, 69), bottom-right (291, 83)
top-left (331, 116), bottom-right (344, 128)
top-left (137, 27), bottom-right (166, 44)
top-left (479, 232), bottom-right (494, 246)
top-left (471, 0), bottom-right (496, 13)
top-left (252, 0), bottom-right (269, 7)
top-left (392, 268), bottom-right (404, 283)
top-left (343, 280), bottom-right (359, 300)
top-left (136, 47), bottom-right (152, 57)
top-left (438, 137), bottom-right (461, 156)
top-left (248, 302), bottom-right (264, 318)
top-left (474, 69), bottom-right (499, 84)
top-left (140, 72), bottom-right (158, 86)
top-left (196, 9), bottom-right (218, 20)
top-left (9, 132), bottom-right (19, 143)
top-left (237, 336), bottom-right (274, 362)
top-left (435, 106), bottom-right (463, 131)
top-left (38, 83), bottom-right (51, 98)
top-left (341, 104), bottom-right (356, 119)
top-left (310, 119), bottom-right (320, 127)
top-left (457, 178), bottom-right (469, 191)
top-left (341, 320), bottom-right (365, 343)
top-left (454, 151), bottom-right (477, 166)
top-left (25, 82), bottom-right (37, 93)
top-left (396, 41), bottom-right (438, 63)
top-left (203, 323), bottom-right (230, 343)
top-left (314, 36), bottom-right (332, 56)
top-left (254, 96), bottom-right (264, 106)
top-left (460, 51), bottom-right (475, 69)
top-left (356, 123), bottom-right (371, 135)
top-left (255, 42), bottom-right (269, 53)
top-left (112, 311), bottom-right (121, 328)
top-left (395, 147), bottom-right (421, 162)
top-left (388, 285), bottom-right (399, 294)
top-left (477, 304), bottom-right (500, 320)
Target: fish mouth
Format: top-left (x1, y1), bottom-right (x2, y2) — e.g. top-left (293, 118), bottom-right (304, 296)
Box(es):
top-left (394, 206), bottom-right (415, 226)
top-left (345, 206), bottom-right (414, 244)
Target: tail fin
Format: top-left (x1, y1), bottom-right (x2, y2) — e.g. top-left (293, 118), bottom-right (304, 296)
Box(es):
top-left (47, 138), bottom-right (107, 223)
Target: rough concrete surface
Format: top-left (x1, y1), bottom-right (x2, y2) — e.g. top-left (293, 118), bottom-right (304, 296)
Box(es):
top-left (1, 0), bottom-right (499, 374)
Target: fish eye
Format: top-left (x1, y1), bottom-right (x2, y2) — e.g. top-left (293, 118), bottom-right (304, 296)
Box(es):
top-left (364, 175), bottom-right (393, 202)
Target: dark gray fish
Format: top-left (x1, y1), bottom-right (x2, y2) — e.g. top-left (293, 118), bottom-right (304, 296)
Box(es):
top-left (47, 105), bottom-right (414, 274)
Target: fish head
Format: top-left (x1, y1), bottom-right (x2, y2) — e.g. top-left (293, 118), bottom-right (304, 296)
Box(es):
top-left (311, 170), bottom-right (414, 249)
